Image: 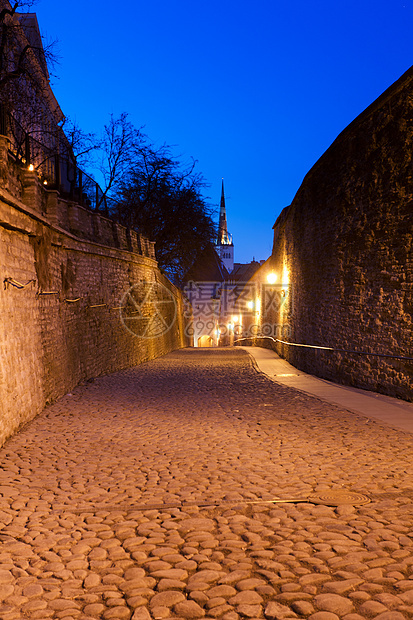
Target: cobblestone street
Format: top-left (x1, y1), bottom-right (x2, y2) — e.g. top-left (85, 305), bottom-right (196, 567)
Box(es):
top-left (0, 348), bottom-right (413, 620)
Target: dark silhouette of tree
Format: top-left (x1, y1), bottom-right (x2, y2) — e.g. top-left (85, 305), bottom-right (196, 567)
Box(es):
top-left (87, 112), bottom-right (216, 283)
top-left (96, 112), bottom-right (147, 202)
top-left (108, 130), bottom-right (216, 284)
top-left (61, 117), bottom-right (100, 169)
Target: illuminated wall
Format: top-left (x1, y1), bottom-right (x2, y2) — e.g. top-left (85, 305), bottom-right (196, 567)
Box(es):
top-left (0, 139), bottom-right (189, 447)
top-left (264, 67), bottom-right (413, 401)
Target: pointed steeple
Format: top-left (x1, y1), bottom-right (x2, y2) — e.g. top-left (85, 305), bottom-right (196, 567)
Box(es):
top-left (215, 178), bottom-right (234, 274)
top-left (218, 179), bottom-right (232, 245)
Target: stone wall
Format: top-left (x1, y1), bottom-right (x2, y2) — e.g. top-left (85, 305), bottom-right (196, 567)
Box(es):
top-left (265, 67), bottom-right (413, 401)
top-left (0, 137), bottom-right (189, 446)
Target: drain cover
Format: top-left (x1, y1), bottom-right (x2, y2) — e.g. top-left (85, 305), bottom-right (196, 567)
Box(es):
top-left (307, 491), bottom-right (370, 506)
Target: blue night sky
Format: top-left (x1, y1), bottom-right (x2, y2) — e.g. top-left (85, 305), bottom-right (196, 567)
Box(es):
top-left (34, 0), bottom-right (412, 264)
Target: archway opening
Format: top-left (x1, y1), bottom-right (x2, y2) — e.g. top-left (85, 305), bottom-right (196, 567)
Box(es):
top-left (198, 335), bottom-right (214, 347)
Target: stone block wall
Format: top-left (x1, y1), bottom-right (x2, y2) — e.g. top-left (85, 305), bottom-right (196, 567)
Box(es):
top-left (0, 140), bottom-right (188, 447)
top-left (265, 67), bottom-right (413, 401)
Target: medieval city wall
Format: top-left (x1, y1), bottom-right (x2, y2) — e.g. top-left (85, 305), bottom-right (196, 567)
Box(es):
top-left (0, 138), bottom-right (189, 447)
top-left (268, 67), bottom-right (413, 401)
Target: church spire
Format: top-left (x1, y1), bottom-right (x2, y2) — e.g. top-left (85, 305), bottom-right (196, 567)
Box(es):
top-left (218, 179), bottom-right (232, 245)
top-left (215, 178), bottom-right (234, 274)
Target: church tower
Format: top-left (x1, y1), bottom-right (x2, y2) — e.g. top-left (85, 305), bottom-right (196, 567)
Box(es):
top-left (215, 179), bottom-right (234, 273)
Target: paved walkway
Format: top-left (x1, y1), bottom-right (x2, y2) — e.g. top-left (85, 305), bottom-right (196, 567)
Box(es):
top-left (0, 348), bottom-right (413, 620)
top-left (241, 346), bottom-right (413, 434)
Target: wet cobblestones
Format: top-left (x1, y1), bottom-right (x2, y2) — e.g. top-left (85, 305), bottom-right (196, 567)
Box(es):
top-left (0, 348), bottom-right (412, 619)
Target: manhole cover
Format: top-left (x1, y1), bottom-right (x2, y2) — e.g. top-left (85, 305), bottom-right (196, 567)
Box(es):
top-left (307, 491), bottom-right (370, 506)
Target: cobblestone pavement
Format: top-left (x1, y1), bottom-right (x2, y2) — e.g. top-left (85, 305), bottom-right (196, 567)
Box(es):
top-left (1, 348), bottom-right (413, 620)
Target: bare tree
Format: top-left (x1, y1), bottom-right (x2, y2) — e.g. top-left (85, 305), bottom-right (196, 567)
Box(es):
top-left (117, 144), bottom-right (216, 284)
top-left (97, 112), bottom-right (147, 201)
top-left (71, 111), bottom-right (215, 282)
top-left (87, 111), bottom-right (216, 281)
top-left (61, 117), bottom-right (100, 169)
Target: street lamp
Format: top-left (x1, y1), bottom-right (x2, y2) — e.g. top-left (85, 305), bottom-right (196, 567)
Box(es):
top-left (267, 272), bottom-right (277, 284)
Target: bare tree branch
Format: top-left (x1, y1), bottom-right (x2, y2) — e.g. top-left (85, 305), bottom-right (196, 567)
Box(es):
top-left (96, 112), bottom-right (147, 199)
top-left (61, 117), bottom-right (101, 168)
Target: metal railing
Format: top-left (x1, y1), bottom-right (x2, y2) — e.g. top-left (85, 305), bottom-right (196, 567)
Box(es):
top-left (1, 106), bottom-right (119, 216)
top-left (234, 335), bottom-right (413, 362)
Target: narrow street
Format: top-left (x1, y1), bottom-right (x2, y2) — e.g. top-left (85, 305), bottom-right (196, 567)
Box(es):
top-left (0, 348), bottom-right (412, 620)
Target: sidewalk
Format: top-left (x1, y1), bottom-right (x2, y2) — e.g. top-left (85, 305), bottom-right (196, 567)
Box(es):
top-left (241, 345), bottom-right (413, 434)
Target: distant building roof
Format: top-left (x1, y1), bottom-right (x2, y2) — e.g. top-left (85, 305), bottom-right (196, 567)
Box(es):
top-left (228, 260), bottom-right (265, 282)
top-left (184, 243), bottom-right (230, 283)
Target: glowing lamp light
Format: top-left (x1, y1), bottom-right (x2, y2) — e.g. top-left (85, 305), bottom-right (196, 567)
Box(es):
top-left (282, 265), bottom-right (290, 285)
top-left (267, 272), bottom-right (277, 284)
top-left (232, 315), bottom-right (239, 323)
top-left (247, 300), bottom-right (254, 310)
top-left (28, 164), bottom-right (34, 172)
top-left (43, 180), bottom-right (48, 185)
